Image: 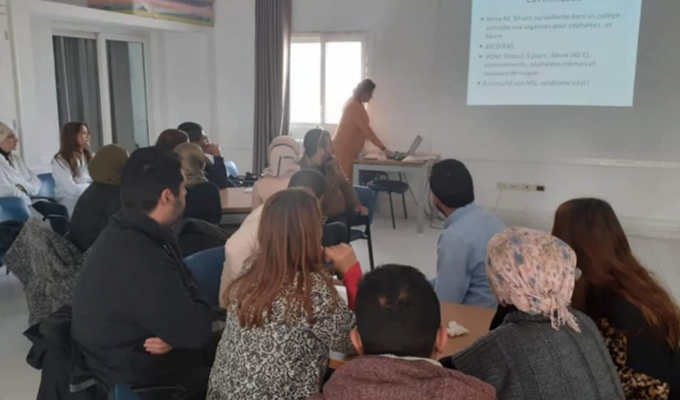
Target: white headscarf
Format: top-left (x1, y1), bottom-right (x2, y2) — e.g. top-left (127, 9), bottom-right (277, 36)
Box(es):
top-left (263, 136), bottom-right (301, 178)
top-left (0, 122), bottom-right (14, 144)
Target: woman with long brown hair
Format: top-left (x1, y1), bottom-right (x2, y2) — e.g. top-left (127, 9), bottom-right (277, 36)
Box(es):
top-left (51, 122), bottom-right (93, 216)
top-left (208, 189), bottom-right (362, 400)
top-left (552, 198), bottom-right (680, 400)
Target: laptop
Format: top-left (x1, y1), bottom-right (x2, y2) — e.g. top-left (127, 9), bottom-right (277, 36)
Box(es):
top-left (388, 135), bottom-right (423, 161)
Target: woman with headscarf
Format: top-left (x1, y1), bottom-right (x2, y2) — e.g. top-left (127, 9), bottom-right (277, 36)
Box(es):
top-left (69, 144), bottom-right (128, 252)
top-left (175, 143), bottom-right (221, 224)
top-left (452, 227), bottom-right (625, 400)
top-left (251, 136), bottom-right (301, 209)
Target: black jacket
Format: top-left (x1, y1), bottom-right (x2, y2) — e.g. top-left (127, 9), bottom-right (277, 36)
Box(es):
top-left (71, 210), bottom-right (212, 390)
top-left (69, 183), bottom-right (121, 252)
top-left (184, 182), bottom-right (222, 225)
top-left (205, 156), bottom-right (233, 189)
top-left (25, 305), bottom-right (106, 400)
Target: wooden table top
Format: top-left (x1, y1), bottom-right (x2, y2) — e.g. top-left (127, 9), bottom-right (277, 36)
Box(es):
top-left (439, 302), bottom-right (495, 356)
top-left (220, 188), bottom-right (253, 214)
top-left (329, 302), bottom-right (495, 369)
top-left (353, 157), bottom-right (436, 167)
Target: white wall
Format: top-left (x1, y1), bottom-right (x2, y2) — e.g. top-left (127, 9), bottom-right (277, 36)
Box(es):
top-left (289, 0), bottom-right (680, 239)
top-left (211, 0), bottom-right (255, 171)
top-left (9, 0), bottom-right (213, 169)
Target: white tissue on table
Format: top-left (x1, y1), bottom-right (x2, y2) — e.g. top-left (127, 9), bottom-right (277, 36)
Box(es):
top-left (447, 321), bottom-right (470, 338)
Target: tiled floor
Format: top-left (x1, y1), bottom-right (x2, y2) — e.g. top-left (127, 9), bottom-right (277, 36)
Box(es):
top-left (1, 214), bottom-right (679, 399)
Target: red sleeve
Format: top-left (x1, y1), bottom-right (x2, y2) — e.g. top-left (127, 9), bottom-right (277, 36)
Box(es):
top-left (342, 263), bottom-right (363, 310)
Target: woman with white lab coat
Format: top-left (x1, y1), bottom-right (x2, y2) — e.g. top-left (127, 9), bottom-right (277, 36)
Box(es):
top-left (51, 122), bottom-right (93, 216)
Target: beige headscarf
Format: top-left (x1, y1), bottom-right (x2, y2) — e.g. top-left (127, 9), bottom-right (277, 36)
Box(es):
top-left (263, 136), bottom-right (301, 178)
top-left (0, 122), bottom-right (14, 144)
top-left (175, 142), bottom-right (208, 187)
top-left (88, 144), bottom-right (129, 185)
top-left (486, 227), bottom-right (581, 332)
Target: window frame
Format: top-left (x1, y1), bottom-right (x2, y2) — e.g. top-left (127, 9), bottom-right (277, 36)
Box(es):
top-left (289, 32), bottom-right (368, 137)
top-left (52, 28), bottom-right (154, 148)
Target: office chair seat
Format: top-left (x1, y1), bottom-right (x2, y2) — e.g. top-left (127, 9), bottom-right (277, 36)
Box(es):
top-left (368, 180), bottom-right (410, 194)
top-left (183, 246), bottom-right (225, 308)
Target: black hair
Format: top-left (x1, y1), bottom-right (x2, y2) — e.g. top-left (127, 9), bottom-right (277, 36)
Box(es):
top-left (288, 169), bottom-right (326, 200)
top-left (303, 128), bottom-right (330, 157)
top-left (355, 265), bottom-right (441, 358)
top-left (120, 147), bottom-right (184, 213)
top-left (429, 159), bottom-right (474, 209)
top-left (354, 79), bottom-right (376, 97)
top-left (156, 129), bottom-right (189, 151)
top-left (177, 122), bottom-right (204, 143)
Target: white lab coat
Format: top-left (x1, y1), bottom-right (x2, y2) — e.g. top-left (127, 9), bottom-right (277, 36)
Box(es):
top-left (51, 154), bottom-right (92, 216)
top-left (0, 153), bottom-right (42, 204)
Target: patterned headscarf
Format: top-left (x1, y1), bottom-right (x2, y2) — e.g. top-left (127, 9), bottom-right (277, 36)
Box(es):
top-left (486, 227), bottom-right (581, 332)
top-left (263, 136), bottom-right (301, 178)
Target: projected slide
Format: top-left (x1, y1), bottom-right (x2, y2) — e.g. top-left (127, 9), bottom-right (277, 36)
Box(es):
top-left (467, 0), bottom-right (642, 107)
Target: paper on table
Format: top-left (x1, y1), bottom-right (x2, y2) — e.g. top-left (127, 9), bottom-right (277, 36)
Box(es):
top-left (447, 321), bottom-right (470, 338)
top-left (244, 188), bottom-right (253, 193)
top-left (403, 155), bottom-right (438, 162)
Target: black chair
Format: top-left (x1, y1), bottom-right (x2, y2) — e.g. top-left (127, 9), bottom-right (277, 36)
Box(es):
top-left (349, 186), bottom-right (376, 271)
top-left (360, 171), bottom-right (409, 229)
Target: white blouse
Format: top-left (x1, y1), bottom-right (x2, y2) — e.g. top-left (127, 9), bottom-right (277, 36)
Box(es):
top-left (51, 154), bottom-right (92, 215)
top-left (0, 153), bottom-right (42, 204)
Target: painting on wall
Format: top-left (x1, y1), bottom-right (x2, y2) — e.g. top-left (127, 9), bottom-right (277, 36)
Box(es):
top-left (87, 0), bottom-right (216, 26)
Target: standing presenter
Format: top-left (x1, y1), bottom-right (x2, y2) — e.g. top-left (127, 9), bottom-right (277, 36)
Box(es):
top-left (333, 79), bottom-right (393, 181)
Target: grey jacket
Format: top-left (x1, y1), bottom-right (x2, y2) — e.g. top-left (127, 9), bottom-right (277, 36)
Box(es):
top-left (5, 218), bottom-right (84, 326)
top-left (453, 309), bottom-right (625, 400)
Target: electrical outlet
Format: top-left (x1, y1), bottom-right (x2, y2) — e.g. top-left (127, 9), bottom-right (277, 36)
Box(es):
top-left (497, 182), bottom-right (545, 192)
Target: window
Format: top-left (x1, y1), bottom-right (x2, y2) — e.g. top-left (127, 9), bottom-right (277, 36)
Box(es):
top-left (53, 32), bottom-right (151, 153)
top-left (290, 34), bottom-right (365, 132)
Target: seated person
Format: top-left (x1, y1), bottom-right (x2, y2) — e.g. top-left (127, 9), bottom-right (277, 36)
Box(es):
top-left (220, 169), bottom-right (348, 307)
top-left (430, 159), bottom-right (504, 308)
top-left (251, 135), bottom-right (301, 208)
top-left (52, 122), bottom-right (93, 216)
top-left (452, 227), bottom-right (625, 400)
top-left (174, 143), bottom-right (221, 224)
top-left (178, 122), bottom-right (232, 189)
top-left (0, 122), bottom-right (70, 234)
top-left (0, 122), bottom-right (42, 204)
top-left (155, 128), bottom-right (189, 152)
top-left (69, 144), bottom-right (128, 251)
top-left (208, 189), bottom-right (360, 400)
top-left (552, 198), bottom-right (680, 398)
top-left (299, 128), bottom-right (366, 221)
top-left (71, 147), bottom-right (213, 399)
top-left (312, 264), bottom-right (496, 400)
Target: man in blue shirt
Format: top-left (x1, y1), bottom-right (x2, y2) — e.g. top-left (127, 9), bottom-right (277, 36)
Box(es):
top-left (430, 159), bottom-right (505, 309)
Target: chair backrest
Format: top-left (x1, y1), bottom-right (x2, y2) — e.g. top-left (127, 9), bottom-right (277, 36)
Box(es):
top-left (183, 246), bottom-right (225, 307)
top-left (225, 161), bottom-right (239, 178)
top-left (354, 186), bottom-right (376, 225)
top-left (111, 384), bottom-right (141, 400)
top-left (36, 173), bottom-right (56, 199)
top-left (0, 197), bottom-right (31, 223)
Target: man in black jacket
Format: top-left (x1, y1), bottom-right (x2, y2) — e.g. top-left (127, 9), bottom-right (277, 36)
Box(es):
top-left (177, 121), bottom-right (233, 189)
top-left (71, 147), bottom-right (213, 399)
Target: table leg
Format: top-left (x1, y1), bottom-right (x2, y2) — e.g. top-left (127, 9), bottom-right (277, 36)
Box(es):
top-left (416, 166), bottom-right (428, 233)
top-left (352, 164), bottom-right (360, 186)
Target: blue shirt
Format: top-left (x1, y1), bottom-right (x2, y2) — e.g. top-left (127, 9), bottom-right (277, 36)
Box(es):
top-left (435, 203), bottom-right (505, 309)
